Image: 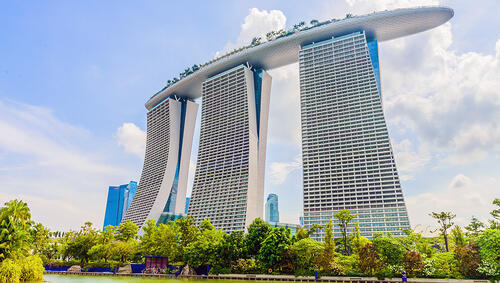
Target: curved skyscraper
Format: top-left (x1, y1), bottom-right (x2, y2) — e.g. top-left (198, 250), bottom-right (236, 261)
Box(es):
top-left (123, 7), bottom-right (453, 234)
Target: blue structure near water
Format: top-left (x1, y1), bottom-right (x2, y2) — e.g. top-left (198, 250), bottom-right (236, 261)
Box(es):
top-left (265, 193), bottom-right (279, 223)
top-left (103, 181), bottom-right (137, 230)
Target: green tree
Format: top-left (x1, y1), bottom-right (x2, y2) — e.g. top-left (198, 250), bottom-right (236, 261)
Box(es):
top-left (334, 209), bottom-right (357, 255)
top-left (139, 219), bottom-right (159, 256)
top-left (65, 222), bottom-right (98, 265)
top-left (372, 233), bottom-right (405, 266)
top-left (450, 225), bottom-right (466, 249)
top-left (184, 219), bottom-right (223, 267)
top-left (464, 216), bottom-right (485, 238)
top-left (112, 239), bottom-right (138, 263)
top-left (154, 223), bottom-right (179, 262)
top-left (217, 231), bottom-right (246, 268)
top-left (116, 220), bottom-right (138, 241)
top-left (358, 243), bottom-right (383, 275)
top-left (476, 228), bottom-right (500, 272)
top-left (292, 238), bottom-right (323, 270)
top-left (294, 224), bottom-right (322, 242)
top-left (175, 216), bottom-right (198, 255)
top-left (317, 219), bottom-right (339, 272)
top-left (245, 218), bottom-right (271, 258)
top-left (430, 211), bottom-right (456, 252)
top-left (350, 222), bottom-right (370, 253)
top-left (491, 198), bottom-right (500, 221)
top-left (258, 227), bottom-right (292, 271)
top-left (0, 200), bottom-right (32, 259)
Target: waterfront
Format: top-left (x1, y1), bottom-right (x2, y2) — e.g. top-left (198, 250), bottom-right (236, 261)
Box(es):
top-left (44, 275), bottom-right (252, 283)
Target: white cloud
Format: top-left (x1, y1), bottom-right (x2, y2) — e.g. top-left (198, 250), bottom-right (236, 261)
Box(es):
top-left (392, 139), bottom-right (431, 180)
top-left (116, 122), bottom-right (146, 158)
top-left (345, 0), bottom-right (439, 12)
top-left (216, 8), bottom-right (286, 57)
top-left (406, 174), bottom-right (498, 235)
top-left (0, 100), bottom-right (138, 231)
top-left (269, 155), bottom-right (301, 185)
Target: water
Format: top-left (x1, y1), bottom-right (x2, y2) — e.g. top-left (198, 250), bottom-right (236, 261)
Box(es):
top-left (44, 275), bottom-right (260, 283)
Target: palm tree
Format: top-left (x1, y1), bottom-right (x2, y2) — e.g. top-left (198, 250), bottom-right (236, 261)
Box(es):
top-left (1, 199), bottom-right (31, 228)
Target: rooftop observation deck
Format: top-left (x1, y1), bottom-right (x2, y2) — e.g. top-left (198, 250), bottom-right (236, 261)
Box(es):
top-left (146, 6), bottom-right (453, 110)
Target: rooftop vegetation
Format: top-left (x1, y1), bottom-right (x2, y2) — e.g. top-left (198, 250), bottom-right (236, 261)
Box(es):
top-left (150, 13), bottom-right (359, 100)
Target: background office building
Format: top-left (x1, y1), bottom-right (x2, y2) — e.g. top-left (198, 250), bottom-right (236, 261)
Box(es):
top-left (299, 31), bottom-right (411, 239)
top-left (188, 65), bottom-right (271, 233)
top-left (103, 181), bottom-right (137, 230)
top-left (265, 193), bottom-right (280, 223)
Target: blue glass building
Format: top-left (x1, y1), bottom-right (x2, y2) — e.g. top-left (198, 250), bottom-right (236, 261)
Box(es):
top-left (185, 197), bottom-right (190, 214)
top-left (103, 181), bottom-right (137, 230)
top-left (265, 193), bottom-right (279, 223)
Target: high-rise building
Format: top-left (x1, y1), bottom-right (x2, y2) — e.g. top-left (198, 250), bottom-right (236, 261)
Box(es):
top-left (265, 193), bottom-right (279, 223)
top-left (188, 65), bottom-right (271, 233)
top-left (131, 7), bottom-right (452, 232)
top-left (103, 181), bottom-right (137, 230)
top-left (121, 97), bottom-right (198, 230)
top-left (299, 31), bottom-right (410, 239)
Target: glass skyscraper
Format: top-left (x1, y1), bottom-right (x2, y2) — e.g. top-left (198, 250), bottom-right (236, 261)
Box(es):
top-left (103, 181), bottom-right (137, 230)
top-left (265, 193), bottom-right (279, 223)
top-left (299, 31), bottom-right (410, 239)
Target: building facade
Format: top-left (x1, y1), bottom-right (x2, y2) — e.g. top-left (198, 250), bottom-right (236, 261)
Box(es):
top-left (265, 193), bottom-right (280, 223)
top-left (121, 97), bottom-right (198, 230)
top-left (299, 31), bottom-right (410, 239)
top-left (188, 65), bottom-right (272, 233)
top-left (103, 181), bottom-right (137, 230)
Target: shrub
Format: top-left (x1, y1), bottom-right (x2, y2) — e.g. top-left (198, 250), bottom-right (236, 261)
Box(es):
top-left (292, 238), bottom-right (323, 270)
top-left (403, 250), bottom-right (424, 277)
top-left (358, 243), bottom-right (383, 275)
top-left (231, 258), bottom-right (258, 274)
top-left (337, 255), bottom-right (360, 275)
top-left (0, 258), bottom-right (21, 283)
top-left (19, 255), bottom-right (44, 282)
top-left (422, 252), bottom-right (461, 279)
top-left (454, 242), bottom-right (482, 278)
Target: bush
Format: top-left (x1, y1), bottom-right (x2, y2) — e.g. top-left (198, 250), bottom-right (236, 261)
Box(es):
top-left (403, 250), bottom-right (424, 277)
top-left (358, 243), bottom-right (383, 276)
top-left (231, 258), bottom-right (258, 274)
top-left (19, 255), bottom-right (44, 282)
top-left (337, 255), bottom-right (359, 275)
top-left (210, 267), bottom-right (231, 274)
top-left (0, 259), bottom-right (21, 283)
top-left (422, 252), bottom-right (461, 279)
top-left (294, 268), bottom-right (314, 277)
top-left (454, 243), bottom-right (482, 278)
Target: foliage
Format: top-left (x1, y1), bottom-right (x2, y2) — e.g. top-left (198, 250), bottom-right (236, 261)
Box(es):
top-left (465, 216), bottom-right (485, 238)
top-left (112, 239), bottom-right (137, 263)
top-left (176, 216), bottom-right (198, 254)
top-left (0, 258), bottom-right (21, 283)
top-left (65, 222), bottom-right (98, 264)
top-left (429, 211), bottom-right (456, 252)
top-left (294, 224), bottom-right (322, 242)
top-left (154, 223), bottom-right (179, 260)
top-left (337, 255), bottom-right (359, 275)
top-left (476, 228), bottom-right (500, 272)
top-left (0, 200), bottom-right (32, 260)
top-left (358, 243), bottom-right (383, 275)
top-left (334, 209), bottom-right (357, 255)
top-left (450, 225), bottom-right (466, 249)
top-left (245, 218), bottom-right (271, 258)
top-left (184, 219), bottom-right (223, 267)
top-left (292, 238), bottom-right (322, 270)
top-left (454, 242), bottom-right (482, 278)
top-left (217, 231), bottom-right (246, 268)
top-left (231, 258), bottom-right (258, 274)
top-left (257, 227), bottom-right (291, 270)
top-left (403, 250), bottom-right (423, 277)
top-left (116, 220), bottom-right (138, 241)
top-left (350, 223), bottom-right (370, 253)
top-left (372, 233), bottom-right (405, 266)
top-left (491, 198), bottom-right (500, 221)
top-left (19, 255), bottom-right (44, 282)
top-left (316, 220), bottom-right (341, 274)
top-left (422, 252), bottom-right (461, 278)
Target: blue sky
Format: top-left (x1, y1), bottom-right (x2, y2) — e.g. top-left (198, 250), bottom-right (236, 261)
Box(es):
top-left (1, 0), bottom-right (499, 233)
